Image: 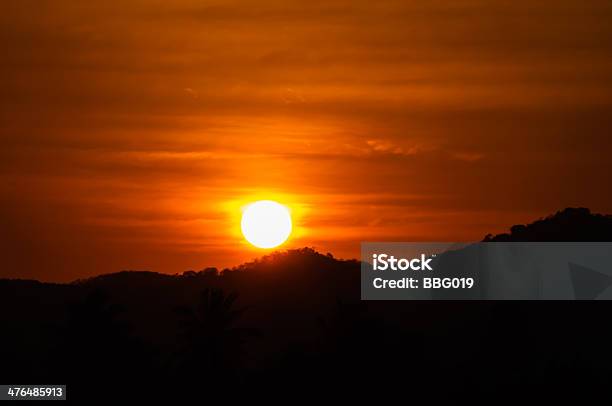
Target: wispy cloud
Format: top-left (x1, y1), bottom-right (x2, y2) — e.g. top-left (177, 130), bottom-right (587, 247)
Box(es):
top-left (452, 151), bottom-right (485, 162)
top-left (365, 139), bottom-right (424, 156)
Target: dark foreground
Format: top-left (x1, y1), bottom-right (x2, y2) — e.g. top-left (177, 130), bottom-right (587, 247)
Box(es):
top-left (1, 208), bottom-right (612, 401)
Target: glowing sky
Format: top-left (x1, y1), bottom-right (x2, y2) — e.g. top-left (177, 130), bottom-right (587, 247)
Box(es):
top-left (2, 1), bottom-right (612, 280)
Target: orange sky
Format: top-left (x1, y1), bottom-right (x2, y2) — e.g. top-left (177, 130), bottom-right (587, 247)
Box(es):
top-left (2, 0), bottom-right (612, 281)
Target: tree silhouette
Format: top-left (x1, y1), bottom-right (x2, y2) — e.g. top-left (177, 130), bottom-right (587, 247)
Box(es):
top-left (173, 288), bottom-right (256, 387)
top-left (51, 289), bottom-right (153, 399)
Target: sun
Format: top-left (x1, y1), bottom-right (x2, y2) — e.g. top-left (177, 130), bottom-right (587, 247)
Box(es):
top-left (241, 200), bottom-right (292, 248)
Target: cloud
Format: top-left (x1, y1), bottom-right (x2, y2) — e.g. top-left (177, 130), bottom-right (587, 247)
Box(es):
top-left (183, 87), bottom-right (200, 98)
top-left (365, 139), bottom-right (422, 156)
top-left (452, 151), bottom-right (485, 162)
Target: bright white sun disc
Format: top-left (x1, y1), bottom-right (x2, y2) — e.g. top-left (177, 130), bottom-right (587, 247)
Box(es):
top-left (241, 200), bottom-right (292, 248)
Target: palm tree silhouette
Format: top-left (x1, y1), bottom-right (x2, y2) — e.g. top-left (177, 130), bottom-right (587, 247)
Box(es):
top-left (173, 288), bottom-right (256, 385)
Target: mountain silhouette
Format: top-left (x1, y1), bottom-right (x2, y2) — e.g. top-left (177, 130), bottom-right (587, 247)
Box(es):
top-left (1, 207), bottom-right (611, 401)
top-left (483, 207), bottom-right (612, 241)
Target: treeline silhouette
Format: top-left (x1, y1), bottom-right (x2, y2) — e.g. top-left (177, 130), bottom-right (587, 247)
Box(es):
top-left (1, 208), bottom-right (611, 401)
